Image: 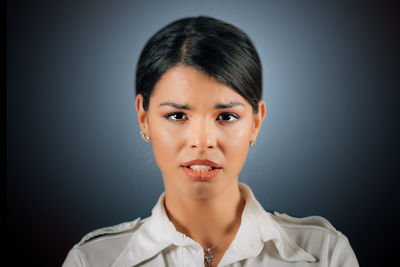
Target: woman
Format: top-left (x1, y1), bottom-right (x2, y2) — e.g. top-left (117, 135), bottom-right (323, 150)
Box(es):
top-left (63, 16), bottom-right (359, 267)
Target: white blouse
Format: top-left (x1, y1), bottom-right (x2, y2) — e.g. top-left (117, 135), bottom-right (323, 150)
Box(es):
top-left (63, 183), bottom-right (359, 267)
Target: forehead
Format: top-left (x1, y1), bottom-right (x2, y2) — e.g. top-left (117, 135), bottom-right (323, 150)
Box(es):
top-left (150, 65), bottom-right (246, 105)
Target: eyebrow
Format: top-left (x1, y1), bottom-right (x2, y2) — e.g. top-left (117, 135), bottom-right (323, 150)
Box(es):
top-left (159, 101), bottom-right (244, 110)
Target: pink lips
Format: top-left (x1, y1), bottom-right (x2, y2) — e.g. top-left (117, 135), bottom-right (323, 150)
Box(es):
top-left (181, 159), bottom-right (222, 168)
top-left (181, 159), bottom-right (222, 181)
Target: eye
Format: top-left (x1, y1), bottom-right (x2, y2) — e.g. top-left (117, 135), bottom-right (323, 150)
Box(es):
top-left (164, 112), bottom-right (187, 121)
top-left (216, 112), bottom-right (239, 122)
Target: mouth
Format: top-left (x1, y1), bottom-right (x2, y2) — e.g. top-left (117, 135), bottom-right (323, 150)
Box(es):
top-left (180, 159), bottom-right (222, 181)
top-left (184, 165), bottom-right (219, 172)
top-left (181, 165), bottom-right (221, 181)
top-left (181, 159), bottom-right (222, 169)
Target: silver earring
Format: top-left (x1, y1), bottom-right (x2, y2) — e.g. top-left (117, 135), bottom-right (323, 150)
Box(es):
top-left (250, 141), bottom-right (256, 147)
top-left (140, 131), bottom-right (151, 141)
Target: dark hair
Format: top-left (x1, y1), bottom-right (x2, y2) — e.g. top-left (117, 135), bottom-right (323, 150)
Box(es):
top-left (136, 16), bottom-right (262, 114)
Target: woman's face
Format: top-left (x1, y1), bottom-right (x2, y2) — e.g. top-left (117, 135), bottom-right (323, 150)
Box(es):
top-left (136, 65), bottom-right (265, 199)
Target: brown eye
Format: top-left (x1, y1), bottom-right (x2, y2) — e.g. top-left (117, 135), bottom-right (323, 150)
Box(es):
top-left (164, 112), bottom-right (187, 121)
top-left (216, 112), bottom-right (239, 122)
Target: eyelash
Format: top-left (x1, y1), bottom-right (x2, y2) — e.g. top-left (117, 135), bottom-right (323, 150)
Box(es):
top-left (164, 112), bottom-right (239, 123)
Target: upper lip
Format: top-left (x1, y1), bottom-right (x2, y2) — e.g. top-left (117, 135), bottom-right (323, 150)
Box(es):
top-left (181, 159), bottom-right (222, 168)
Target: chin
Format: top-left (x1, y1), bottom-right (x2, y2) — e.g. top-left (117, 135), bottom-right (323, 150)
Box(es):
top-left (180, 181), bottom-right (217, 199)
top-left (181, 178), bottom-right (235, 200)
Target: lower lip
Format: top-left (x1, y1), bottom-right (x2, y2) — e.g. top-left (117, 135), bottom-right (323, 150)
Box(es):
top-left (182, 166), bottom-right (221, 181)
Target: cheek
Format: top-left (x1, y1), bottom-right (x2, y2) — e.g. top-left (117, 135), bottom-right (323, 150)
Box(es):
top-left (221, 119), bottom-right (252, 143)
top-left (221, 121), bottom-right (252, 166)
top-left (148, 118), bottom-right (181, 170)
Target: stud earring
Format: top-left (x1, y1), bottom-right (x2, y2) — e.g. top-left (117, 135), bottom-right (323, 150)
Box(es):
top-left (140, 131), bottom-right (151, 142)
top-left (250, 141), bottom-right (256, 147)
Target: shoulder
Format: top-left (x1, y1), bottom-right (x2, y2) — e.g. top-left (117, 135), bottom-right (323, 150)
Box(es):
top-left (62, 217), bottom-right (147, 267)
top-left (272, 211), bottom-right (339, 235)
top-left (269, 211), bottom-right (359, 266)
top-left (74, 217), bottom-right (143, 247)
top-left (271, 211), bottom-right (343, 247)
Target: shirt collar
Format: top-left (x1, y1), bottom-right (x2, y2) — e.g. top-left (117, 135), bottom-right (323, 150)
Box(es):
top-left (219, 183), bottom-right (316, 265)
top-left (112, 193), bottom-right (195, 267)
top-left (113, 183), bottom-right (315, 266)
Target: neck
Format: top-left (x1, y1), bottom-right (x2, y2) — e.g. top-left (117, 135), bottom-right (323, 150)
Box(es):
top-left (164, 182), bottom-right (245, 249)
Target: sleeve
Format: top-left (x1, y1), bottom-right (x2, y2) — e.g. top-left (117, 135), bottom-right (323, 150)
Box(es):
top-left (330, 235), bottom-right (359, 267)
top-left (62, 247), bottom-right (87, 267)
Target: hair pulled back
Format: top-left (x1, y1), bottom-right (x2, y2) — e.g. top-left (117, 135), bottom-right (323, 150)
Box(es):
top-left (136, 16), bottom-right (262, 114)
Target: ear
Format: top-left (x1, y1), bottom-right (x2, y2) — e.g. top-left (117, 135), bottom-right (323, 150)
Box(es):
top-left (250, 100), bottom-right (266, 141)
top-left (136, 94), bottom-right (150, 137)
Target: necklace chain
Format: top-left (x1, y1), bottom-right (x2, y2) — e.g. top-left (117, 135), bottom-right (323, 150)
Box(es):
top-left (203, 233), bottom-right (232, 266)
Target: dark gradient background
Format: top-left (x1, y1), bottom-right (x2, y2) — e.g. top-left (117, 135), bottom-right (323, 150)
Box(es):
top-left (6, 0), bottom-right (399, 266)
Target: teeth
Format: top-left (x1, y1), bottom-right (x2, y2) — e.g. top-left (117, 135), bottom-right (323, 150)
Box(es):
top-left (188, 165), bottom-right (213, 172)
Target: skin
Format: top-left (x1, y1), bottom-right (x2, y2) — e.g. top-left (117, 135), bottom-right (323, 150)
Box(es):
top-left (136, 65), bottom-right (266, 266)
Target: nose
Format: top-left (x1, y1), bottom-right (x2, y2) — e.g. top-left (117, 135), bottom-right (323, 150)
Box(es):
top-left (187, 117), bottom-right (217, 150)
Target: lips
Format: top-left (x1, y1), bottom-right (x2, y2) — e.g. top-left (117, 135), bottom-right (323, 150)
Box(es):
top-left (181, 159), bottom-right (222, 169)
top-left (181, 159), bottom-right (222, 181)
